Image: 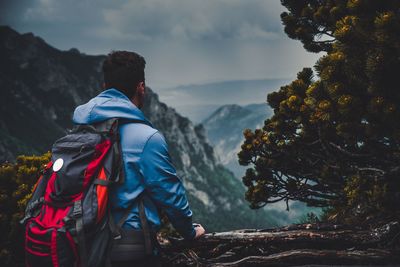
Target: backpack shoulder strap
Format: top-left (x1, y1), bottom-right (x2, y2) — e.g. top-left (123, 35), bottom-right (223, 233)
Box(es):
top-left (94, 118), bottom-right (119, 133)
top-left (110, 194), bottom-right (154, 255)
top-left (138, 197), bottom-right (153, 255)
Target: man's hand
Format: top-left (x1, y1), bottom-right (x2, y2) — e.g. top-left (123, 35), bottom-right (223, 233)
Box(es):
top-left (193, 223), bottom-right (205, 239)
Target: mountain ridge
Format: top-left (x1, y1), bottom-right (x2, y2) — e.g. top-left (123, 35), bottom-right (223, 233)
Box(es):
top-left (202, 102), bottom-right (272, 178)
top-left (0, 26), bottom-right (288, 230)
top-left (155, 77), bottom-right (290, 123)
top-left (0, 25), bottom-right (105, 161)
top-left (201, 102), bottom-right (321, 222)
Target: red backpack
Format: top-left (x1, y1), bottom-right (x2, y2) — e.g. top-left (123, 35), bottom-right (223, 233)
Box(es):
top-left (21, 118), bottom-right (126, 267)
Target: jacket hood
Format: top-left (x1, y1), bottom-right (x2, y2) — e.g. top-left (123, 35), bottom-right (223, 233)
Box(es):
top-left (73, 88), bottom-right (152, 126)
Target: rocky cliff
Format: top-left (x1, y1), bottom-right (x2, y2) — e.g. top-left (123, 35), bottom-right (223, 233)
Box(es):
top-left (0, 26), bottom-right (284, 231)
top-left (202, 103), bottom-right (272, 178)
top-left (0, 26), bottom-right (105, 160)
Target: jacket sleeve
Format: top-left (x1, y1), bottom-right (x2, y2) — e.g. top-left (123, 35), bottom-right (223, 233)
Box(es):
top-left (138, 131), bottom-right (196, 240)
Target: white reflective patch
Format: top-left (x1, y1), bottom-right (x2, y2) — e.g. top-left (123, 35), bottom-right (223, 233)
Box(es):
top-left (53, 158), bottom-right (64, 172)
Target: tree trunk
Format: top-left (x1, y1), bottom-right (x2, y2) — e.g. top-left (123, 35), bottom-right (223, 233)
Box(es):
top-left (160, 222), bottom-right (400, 266)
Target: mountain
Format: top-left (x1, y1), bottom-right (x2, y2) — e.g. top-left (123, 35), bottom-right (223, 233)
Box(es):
top-left (202, 102), bottom-right (321, 221)
top-left (0, 26), bottom-right (105, 161)
top-left (163, 104), bottom-right (222, 124)
top-left (155, 78), bottom-right (290, 123)
top-left (202, 103), bottom-right (273, 178)
top-left (0, 26), bottom-right (291, 230)
top-left (141, 92), bottom-right (288, 230)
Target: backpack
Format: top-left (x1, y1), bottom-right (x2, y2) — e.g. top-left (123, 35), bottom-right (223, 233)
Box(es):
top-left (20, 118), bottom-right (154, 267)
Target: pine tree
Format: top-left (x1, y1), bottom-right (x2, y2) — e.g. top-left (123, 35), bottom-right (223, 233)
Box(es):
top-left (0, 153), bottom-right (50, 266)
top-left (239, 0), bottom-right (400, 223)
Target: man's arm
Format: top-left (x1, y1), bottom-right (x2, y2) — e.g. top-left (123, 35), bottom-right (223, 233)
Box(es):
top-left (138, 131), bottom-right (196, 239)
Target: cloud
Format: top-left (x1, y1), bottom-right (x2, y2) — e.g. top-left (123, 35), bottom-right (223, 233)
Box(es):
top-left (0, 0), bottom-right (321, 91)
top-left (102, 0), bottom-right (285, 41)
top-left (2, 0), bottom-right (285, 42)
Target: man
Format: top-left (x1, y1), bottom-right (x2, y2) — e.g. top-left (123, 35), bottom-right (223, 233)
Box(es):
top-left (73, 51), bottom-right (205, 266)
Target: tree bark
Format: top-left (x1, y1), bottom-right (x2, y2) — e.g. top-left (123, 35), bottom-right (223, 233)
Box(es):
top-left (161, 221), bottom-right (400, 266)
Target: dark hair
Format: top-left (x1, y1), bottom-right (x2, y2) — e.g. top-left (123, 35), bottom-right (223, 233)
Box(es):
top-left (102, 51), bottom-right (146, 99)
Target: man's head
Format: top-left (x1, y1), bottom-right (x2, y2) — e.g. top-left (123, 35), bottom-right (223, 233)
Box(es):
top-left (102, 51), bottom-right (146, 108)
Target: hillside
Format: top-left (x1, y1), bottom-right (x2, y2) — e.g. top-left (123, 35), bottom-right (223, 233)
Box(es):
top-left (0, 26), bottom-right (105, 161)
top-left (202, 103), bottom-right (321, 223)
top-left (202, 103), bottom-right (272, 178)
top-left (0, 26), bottom-right (286, 231)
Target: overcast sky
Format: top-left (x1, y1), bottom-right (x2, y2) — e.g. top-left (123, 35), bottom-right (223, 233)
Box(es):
top-left (1, 0), bottom-right (320, 91)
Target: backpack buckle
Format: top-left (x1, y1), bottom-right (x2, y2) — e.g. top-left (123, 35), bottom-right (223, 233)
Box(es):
top-left (72, 200), bottom-right (83, 218)
top-left (19, 215), bottom-right (30, 225)
top-left (20, 197), bottom-right (45, 225)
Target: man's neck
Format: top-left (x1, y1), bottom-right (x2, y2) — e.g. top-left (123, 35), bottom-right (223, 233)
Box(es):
top-left (131, 97), bottom-right (142, 110)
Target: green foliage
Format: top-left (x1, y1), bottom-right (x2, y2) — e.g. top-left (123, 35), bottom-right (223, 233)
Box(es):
top-left (239, 0), bottom-right (400, 223)
top-left (0, 153), bottom-right (50, 266)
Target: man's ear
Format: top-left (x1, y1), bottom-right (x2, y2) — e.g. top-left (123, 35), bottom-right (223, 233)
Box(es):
top-left (102, 83), bottom-right (106, 89)
top-left (137, 81), bottom-right (145, 95)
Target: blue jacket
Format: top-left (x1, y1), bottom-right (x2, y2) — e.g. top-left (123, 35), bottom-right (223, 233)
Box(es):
top-left (73, 88), bottom-right (196, 239)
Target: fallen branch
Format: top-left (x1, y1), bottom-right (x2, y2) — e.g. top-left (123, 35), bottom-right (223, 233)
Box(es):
top-left (213, 249), bottom-right (400, 267)
top-left (161, 221), bottom-right (400, 266)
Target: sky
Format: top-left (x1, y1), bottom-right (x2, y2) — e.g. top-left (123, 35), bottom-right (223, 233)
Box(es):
top-left (0, 0), bottom-right (321, 92)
